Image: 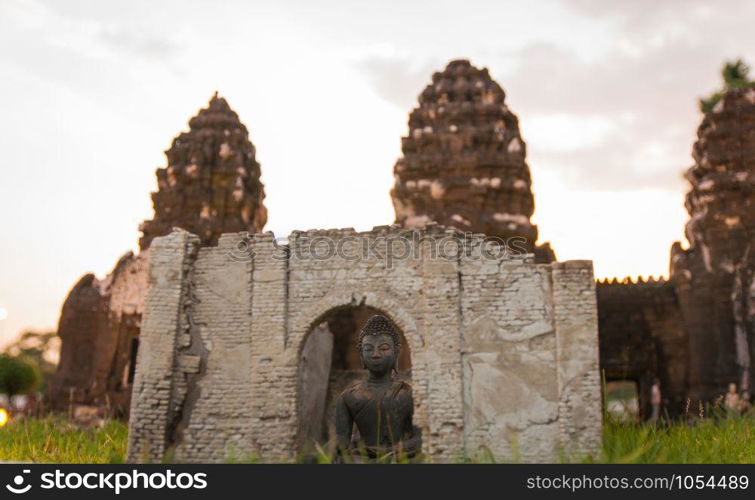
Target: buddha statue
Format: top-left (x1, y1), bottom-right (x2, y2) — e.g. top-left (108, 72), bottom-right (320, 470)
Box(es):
top-left (335, 315), bottom-right (421, 460)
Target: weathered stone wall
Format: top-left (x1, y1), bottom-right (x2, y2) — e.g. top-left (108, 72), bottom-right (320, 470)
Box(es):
top-left (47, 250), bottom-right (150, 415)
top-left (48, 274), bottom-right (109, 410)
top-left (597, 278), bottom-right (688, 417)
top-left (460, 252), bottom-right (601, 461)
top-left (552, 261), bottom-right (602, 456)
top-left (128, 226), bottom-right (601, 463)
top-left (460, 253), bottom-right (560, 461)
top-left (171, 235), bottom-right (253, 461)
top-left (127, 231), bottom-right (196, 462)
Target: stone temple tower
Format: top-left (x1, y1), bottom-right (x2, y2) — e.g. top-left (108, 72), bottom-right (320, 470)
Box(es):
top-left (391, 59), bottom-right (554, 262)
top-left (139, 93), bottom-right (267, 249)
top-left (48, 94), bottom-right (268, 415)
top-left (671, 87), bottom-right (755, 400)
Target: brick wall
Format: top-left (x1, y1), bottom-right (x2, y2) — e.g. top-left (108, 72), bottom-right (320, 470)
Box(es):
top-left (128, 226), bottom-right (601, 463)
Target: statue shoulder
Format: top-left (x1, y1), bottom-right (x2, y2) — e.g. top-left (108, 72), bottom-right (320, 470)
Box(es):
top-left (389, 378), bottom-right (413, 399)
top-left (395, 378), bottom-right (412, 391)
top-left (339, 379), bottom-right (366, 401)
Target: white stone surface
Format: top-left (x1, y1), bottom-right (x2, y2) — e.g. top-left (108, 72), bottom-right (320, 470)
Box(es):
top-left (128, 227), bottom-right (601, 463)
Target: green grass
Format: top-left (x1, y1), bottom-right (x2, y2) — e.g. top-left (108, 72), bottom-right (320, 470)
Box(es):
top-left (0, 416), bottom-right (127, 463)
top-left (0, 414), bottom-right (753, 463)
top-left (598, 413), bottom-right (755, 464)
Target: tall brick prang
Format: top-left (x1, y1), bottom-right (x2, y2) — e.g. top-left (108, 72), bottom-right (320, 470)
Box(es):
top-left (139, 93), bottom-right (267, 249)
top-left (671, 87), bottom-right (755, 400)
top-left (47, 95), bottom-right (268, 416)
top-left (391, 59), bottom-right (554, 262)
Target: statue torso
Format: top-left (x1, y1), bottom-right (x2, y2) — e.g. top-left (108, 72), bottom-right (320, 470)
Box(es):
top-left (341, 378), bottom-right (413, 454)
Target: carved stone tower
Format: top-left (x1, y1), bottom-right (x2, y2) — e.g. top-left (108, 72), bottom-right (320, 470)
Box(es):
top-left (139, 93), bottom-right (267, 249)
top-left (391, 59), bottom-right (553, 261)
top-left (48, 94), bottom-right (268, 415)
top-left (671, 87), bottom-right (755, 399)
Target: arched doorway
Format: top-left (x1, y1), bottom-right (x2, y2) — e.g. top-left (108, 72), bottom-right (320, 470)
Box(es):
top-left (298, 305), bottom-right (411, 453)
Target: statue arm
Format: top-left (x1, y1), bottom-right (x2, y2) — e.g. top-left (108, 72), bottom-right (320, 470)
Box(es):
top-left (400, 388), bottom-right (421, 457)
top-left (335, 395), bottom-right (353, 454)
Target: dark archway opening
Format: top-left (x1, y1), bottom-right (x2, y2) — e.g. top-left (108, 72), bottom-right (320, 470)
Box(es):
top-left (605, 380), bottom-right (640, 422)
top-left (298, 305), bottom-right (411, 453)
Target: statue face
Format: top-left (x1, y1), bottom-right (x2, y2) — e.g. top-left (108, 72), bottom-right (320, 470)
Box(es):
top-left (361, 333), bottom-right (396, 376)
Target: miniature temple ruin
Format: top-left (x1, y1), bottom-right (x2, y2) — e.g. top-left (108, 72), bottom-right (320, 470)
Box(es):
top-left (127, 227), bottom-right (601, 462)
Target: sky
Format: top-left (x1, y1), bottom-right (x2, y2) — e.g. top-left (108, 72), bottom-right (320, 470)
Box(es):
top-left (0, 0), bottom-right (753, 344)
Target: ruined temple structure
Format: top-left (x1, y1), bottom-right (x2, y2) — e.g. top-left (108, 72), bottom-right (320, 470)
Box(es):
top-left (128, 228), bottom-right (601, 463)
top-left (47, 94), bottom-right (267, 415)
top-left (597, 87), bottom-right (755, 416)
top-left (671, 87), bottom-right (755, 401)
top-left (48, 252), bottom-right (151, 417)
top-left (391, 59), bottom-right (555, 263)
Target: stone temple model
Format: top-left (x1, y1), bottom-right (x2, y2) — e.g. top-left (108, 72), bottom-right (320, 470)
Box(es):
top-left (597, 85), bottom-right (754, 416)
top-left (46, 94), bottom-right (267, 415)
top-left (127, 227), bottom-right (600, 463)
top-left (391, 59), bottom-right (555, 263)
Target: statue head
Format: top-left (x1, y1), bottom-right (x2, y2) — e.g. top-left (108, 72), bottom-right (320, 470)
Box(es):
top-left (357, 315), bottom-right (401, 376)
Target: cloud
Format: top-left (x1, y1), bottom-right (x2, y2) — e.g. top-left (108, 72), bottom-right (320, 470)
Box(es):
top-left (352, 21), bottom-right (749, 192)
top-left (353, 55), bottom-right (443, 111)
top-left (523, 113), bottom-right (619, 152)
top-left (562, 0), bottom-right (752, 39)
top-left (496, 37), bottom-right (735, 190)
top-left (1, 0), bottom-right (183, 64)
top-left (519, 112), bottom-right (687, 190)
top-left (500, 41), bottom-right (722, 115)
top-left (96, 26), bottom-right (181, 61)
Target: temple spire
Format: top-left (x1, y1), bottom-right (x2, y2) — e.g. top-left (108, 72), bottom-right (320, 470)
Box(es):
top-left (391, 59), bottom-right (552, 261)
top-left (139, 94), bottom-right (267, 249)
